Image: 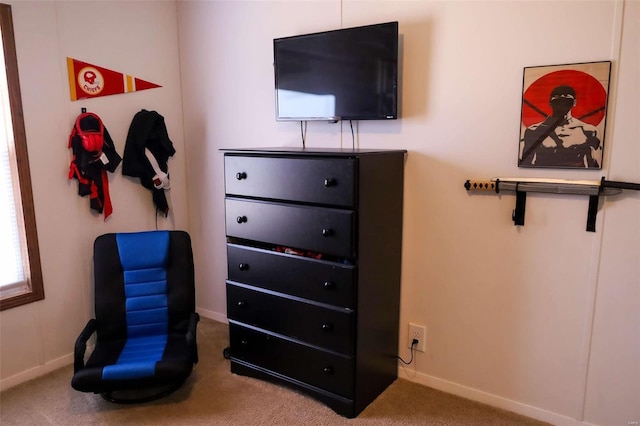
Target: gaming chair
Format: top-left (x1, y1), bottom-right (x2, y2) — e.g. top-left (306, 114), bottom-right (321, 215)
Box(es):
top-left (71, 230), bottom-right (199, 402)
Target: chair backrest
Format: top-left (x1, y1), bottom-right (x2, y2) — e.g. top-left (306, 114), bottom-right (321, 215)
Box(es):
top-left (93, 230), bottom-right (195, 342)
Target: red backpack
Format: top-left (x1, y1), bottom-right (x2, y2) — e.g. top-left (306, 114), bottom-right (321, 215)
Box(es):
top-left (67, 111), bottom-right (116, 219)
top-left (69, 112), bottom-right (105, 153)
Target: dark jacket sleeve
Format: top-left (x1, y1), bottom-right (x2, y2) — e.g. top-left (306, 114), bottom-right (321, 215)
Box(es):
top-left (122, 110), bottom-right (149, 178)
top-left (122, 109), bottom-right (175, 215)
top-left (102, 127), bottom-right (122, 173)
top-left (122, 110), bottom-right (175, 178)
top-left (146, 112), bottom-right (175, 172)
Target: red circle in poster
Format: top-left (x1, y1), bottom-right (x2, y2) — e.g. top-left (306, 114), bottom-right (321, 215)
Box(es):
top-left (521, 70), bottom-right (607, 128)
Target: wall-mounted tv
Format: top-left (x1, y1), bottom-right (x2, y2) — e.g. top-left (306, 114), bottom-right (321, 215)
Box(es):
top-left (274, 21), bottom-right (399, 122)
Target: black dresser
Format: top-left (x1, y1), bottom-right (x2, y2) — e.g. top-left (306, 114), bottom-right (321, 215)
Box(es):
top-left (222, 148), bottom-right (406, 418)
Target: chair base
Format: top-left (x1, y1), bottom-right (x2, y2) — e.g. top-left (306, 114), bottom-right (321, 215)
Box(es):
top-left (100, 381), bottom-right (184, 404)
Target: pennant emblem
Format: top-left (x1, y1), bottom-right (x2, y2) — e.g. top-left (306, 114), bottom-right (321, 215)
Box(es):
top-left (67, 57), bottom-right (161, 101)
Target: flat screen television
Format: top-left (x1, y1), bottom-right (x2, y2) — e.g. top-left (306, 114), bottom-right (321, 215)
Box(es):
top-left (273, 21), bottom-right (399, 122)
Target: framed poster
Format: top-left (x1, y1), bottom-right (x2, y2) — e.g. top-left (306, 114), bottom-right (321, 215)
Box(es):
top-left (518, 61), bottom-right (611, 169)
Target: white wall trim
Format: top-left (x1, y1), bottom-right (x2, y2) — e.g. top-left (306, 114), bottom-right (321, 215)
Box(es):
top-left (0, 353), bottom-right (73, 392)
top-left (196, 307), bottom-right (227, 324)
top-left (0, 310), bottom-right (602, 426)
top-left (397, 367), bottom-right (599, 426)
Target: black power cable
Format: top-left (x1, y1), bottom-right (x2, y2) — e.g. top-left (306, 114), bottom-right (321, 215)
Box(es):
top-left (398, 339), bottom-right (419, 365)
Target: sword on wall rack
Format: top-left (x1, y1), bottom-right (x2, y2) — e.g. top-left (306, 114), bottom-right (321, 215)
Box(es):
top-left (464, 177), bottom-right (640, 232)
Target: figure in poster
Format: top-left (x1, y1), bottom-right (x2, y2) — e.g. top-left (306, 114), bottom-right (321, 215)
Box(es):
top-left (517, 62), bottom-right (610, 169)
top-left (520, 85), bottom-right (601, 168)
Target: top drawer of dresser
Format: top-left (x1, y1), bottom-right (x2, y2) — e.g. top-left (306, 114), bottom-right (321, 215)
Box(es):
top-left (224, 155), bottom-right (356, 207)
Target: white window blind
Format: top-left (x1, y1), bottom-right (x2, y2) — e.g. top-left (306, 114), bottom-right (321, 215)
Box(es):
top-left (0, 24), bottom-right (27, 292)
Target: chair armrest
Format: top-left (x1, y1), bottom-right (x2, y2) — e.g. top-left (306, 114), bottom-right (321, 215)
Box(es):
top-left (74, 319), bottom-right (97, 373)
top-left (186, 312), bottom-right (200, 364)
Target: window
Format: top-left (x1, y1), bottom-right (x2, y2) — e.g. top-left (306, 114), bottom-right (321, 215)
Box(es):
top-left (0, 3), bottom-right (43, 310)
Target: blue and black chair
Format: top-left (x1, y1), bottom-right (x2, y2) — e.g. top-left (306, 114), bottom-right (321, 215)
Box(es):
top-left (71, 230), bottom-right (200, 402)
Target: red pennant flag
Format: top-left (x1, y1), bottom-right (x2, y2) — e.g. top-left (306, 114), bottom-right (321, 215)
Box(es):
top-left (67, 57), bottom-right (161, 101)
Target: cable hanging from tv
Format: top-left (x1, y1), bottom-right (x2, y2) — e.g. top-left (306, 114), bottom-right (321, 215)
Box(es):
top-left (300, 121), bottom-right (307, 148)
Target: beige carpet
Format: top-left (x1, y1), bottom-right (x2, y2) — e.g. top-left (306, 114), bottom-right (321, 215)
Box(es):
top-left (0, 318), bottom-right (550, 425)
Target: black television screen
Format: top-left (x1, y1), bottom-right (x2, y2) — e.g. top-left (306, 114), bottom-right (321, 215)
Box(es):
top-left (274, 21), bottom-right (398, 121)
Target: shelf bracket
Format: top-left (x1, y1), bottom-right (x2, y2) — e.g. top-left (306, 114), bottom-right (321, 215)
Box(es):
top-left (512, 190), bottom-right (527, 226)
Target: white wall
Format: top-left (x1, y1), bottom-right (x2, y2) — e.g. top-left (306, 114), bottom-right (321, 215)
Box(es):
top-left (178, 1), bottom-right (639, 426)
top-left (0, 1), bottom-right (636, 425)
top-left (0, 1), bottom-right (188, 388)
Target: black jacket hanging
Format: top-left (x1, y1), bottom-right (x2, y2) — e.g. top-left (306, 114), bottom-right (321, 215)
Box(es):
top-left (68, 112), bottom-right (121, 219)
top-left (122, 109), bottom-right (175, 215)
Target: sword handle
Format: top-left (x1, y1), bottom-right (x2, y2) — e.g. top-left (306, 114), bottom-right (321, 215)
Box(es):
top-left (464, 180), bottom-right (497, 192)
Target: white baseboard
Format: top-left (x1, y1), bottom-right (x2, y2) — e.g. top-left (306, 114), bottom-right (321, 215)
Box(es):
top-left (6, 311), bottom-right (586, 426)
top-left (397, 367), bottom-right (597, 426)
top-left (196, 307), bottom-right (227, 323)
top-left (0, 353), bottom-right (73, 392)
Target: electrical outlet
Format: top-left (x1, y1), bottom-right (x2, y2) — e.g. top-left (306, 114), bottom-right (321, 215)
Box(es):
top-left (408, 323), bottom-right (426, 352)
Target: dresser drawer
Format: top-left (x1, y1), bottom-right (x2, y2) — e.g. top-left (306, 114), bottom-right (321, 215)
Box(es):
top-left (227, 244), bottom-right (355, 308)
top-left (226, 198), bottom-right (355, 259)
top-left (229, 323), bottom-right (354, 398)
top-left (225, 155), bottom-right (356, 207)
top-left (227, 283), bottom-right (354, 354)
